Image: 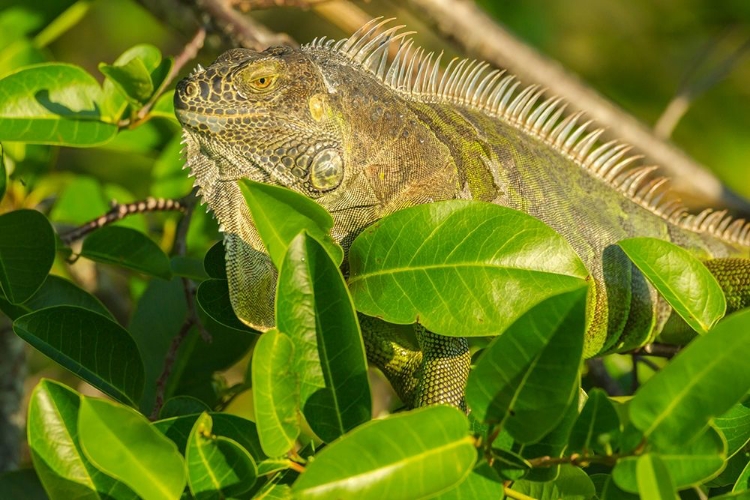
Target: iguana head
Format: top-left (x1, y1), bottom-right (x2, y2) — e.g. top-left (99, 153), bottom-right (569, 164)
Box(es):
top-left (175, 46), bottom-right (347, 199)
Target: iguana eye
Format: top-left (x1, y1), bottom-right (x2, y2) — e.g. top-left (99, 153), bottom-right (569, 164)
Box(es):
top-left (252, 76), bottom-right (274, 89)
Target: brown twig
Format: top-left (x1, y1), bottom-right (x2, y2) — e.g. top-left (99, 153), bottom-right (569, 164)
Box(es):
top-left (196, 0), bottom-right (296, 49)
top-left (401, 0), bottom-right (750, 215)
top-left (150, 317), bottom-right (195, 420)
top-left (628, 342), bottom-right (682, 358)
top-left (585, 358), bottom-right (624, 397)
top-left (231, 0), bottom-right (333, 11)
top-left (60, 197), bottom-right (186, 246)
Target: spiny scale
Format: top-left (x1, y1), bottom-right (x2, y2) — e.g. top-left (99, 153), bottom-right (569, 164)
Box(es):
top-left (304, 18), bottom-right (750, 247)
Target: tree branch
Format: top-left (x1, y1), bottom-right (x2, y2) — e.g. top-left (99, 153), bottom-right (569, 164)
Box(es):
top-left (60, 197), bottom-right (186, 246)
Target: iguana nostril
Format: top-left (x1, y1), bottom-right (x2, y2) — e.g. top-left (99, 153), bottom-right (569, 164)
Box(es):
top-left (184, 82), bottom-right (199, 98)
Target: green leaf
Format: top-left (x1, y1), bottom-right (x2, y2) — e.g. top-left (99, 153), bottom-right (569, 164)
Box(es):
top-left (465, 288), bottom-right (586, 443)
top-left (735, 458), bottom-right (750, 492)
top-left (252, 329), bottom-right (300, 457)
top-left (170, 256), bottom-right (209, 281)
top-left (435, 461), bottom-right (505, 499)
top-left (715, 399), bottom-right (750, 457)
top-left (239, 179), bottom-right (343, 268)
top-left (511, 465), bottom-right (596, 500)
top-left (716, 492), bottom-right (750, 500)
top-left (99, 57), bottom-right (154, 105)
top-left (348, 200), bottom-right (589, 337)
top-left (0, 63), bottom-right (117, 146)
top-left (196, 278), bottom-right (255, 332)
top-left (635, 454), bottom-right (678, 500)
top-left (568, 388), bottom-right (621, 455)
top-left (518, 387), bottom-right (583, 482)
top-left (629, 308), bottom-right (750, 448)
top-left (27, 379), bottom-right (137, 500)
top-left (292, 406), bottom-right (476, 500)
top-left (159, 396), bottom-right (210, 419)
top-left (0, 209), bottom-right (55, 303)
top-left (78, 397), bottom-right (187, 500)
top-left (203, 242), bottom-right (226, 279)
top-left (0, 144), bottom-right (6, 202)
top-left (186, 412), bottom-right (258, 499)
top-left (128, 277), bottom-right (187, 414)
top-left (0, 274), bottom-right (112, 321)
top-left (81, 226), bottom-right (172, 280)
top-left (612, 426), bottom-right (726, 492)
top-left (14, 305), bottom-right (145, 405)
top-left (276, 232), bottom-right (371, 443)
top-left (600, 475), bottom-right (639, 500)
top-left (32, 0), bottom-right (94, 48)
top-left (488, 448), bottom-right (531, 481)
top-left (619, 237), bottom-right (726, 334)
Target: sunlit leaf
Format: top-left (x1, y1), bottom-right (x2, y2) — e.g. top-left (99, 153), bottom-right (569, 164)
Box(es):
top-left (435, 462), bottom-right (505, 499)
top-left (14, 305), bottom-right (145, 405)
top-left (252, 329), bottom-right (300, 457)
top-left (466, 288), bottom-right (586, 443)
top-left (629, 308), bottom-right (750, 448)
top-left (292, 406), bottom-right (475, 500)
top-left (27, 379), bottom-right (136, 500)
top-left (0, 209), bottom-right (55, 303)
top-left (619, 237), bottom-right (726, 334)
top-left (0, 63), bottom-right (117, 146)
top-left (276, 232), bottom-right (370, 442)
top-left (349, 200), bottom-right (589, 337)
top-left (511, 465), bottom-right (596, 500)
top-left (78, 397), bottom-right (186, 500)
top-left (568, 388), bottom-right (621, 455)
top-left (239, 179), bottom-right (343, 268)
top-left (613, 426), bottom-right (726, 491)
top-left (186, 413), bottom-right (257, 499)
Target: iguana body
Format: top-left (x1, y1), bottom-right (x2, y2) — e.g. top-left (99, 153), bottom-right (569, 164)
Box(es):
top-left (175, 20), bottom-right (750, 408)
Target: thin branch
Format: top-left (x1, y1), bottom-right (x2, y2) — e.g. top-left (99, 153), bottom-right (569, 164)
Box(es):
top-left (150, 317), bottom-right (195, 420)
top-left (627, 342), bottom-right (682, 358)
top-left (231, 0), bottom-right (333, 11)
top-left (402, 0), bottom-right (750, 215)
top-left (60, 197), bottom-right (186, 246)
top-left (195, 0), bottom-right (296, 49)
top-left (585, 358), bottom-right (624, 397)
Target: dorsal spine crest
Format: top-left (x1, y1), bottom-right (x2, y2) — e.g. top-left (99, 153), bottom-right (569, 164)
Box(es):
top-left (303, 19), bottom-right (750, 247)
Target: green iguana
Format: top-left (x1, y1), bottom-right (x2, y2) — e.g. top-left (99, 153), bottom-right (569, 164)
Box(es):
top-left (174, 19), bottom-right (750, 409)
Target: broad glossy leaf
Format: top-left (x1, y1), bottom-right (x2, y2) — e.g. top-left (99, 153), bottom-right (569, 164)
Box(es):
top-left (0, 63), bottom-right (117, 145)
top-left (348, 200), bottom-right (589, 337)
top-left (511, 465), bottom-right (596, 500)
top-left (239, 179), bottom-right (343, 267)
top-left (276, 233), bottom-right (370, 442)
top-left (708, 451), bottom-right (749, 488)
top-left (159, 396), bottom-right (210, 419)
top-left (488, 448), bottom-right (530, 481)
top-left (619, 237), bottom-right (725, 334)
top-left (600, 476), bottom-right (639, 500)
top-left (636, 454), bottom-right (677, 500)
top-left (519, 388), bottom-right (583, 482)
top-left (81, 226), bottom-right (171, 280)
top-left (466, 288), bottom-right (586, 443)
top-left (129, 277), bottom-right (187, 414)
top-left (14, 305), bottom-right (145, 405)
top-left (0, 144), bottom-right (6, 202)
top-left (252, 329), bottom-right (300, 457)
top-left (203, 241), bottom-right (226, 279)
top-left (99, 57), bottom-right (153, 105)
top-left (629, 308), bottom-right (750, 448)
top-left (735, 459), bottom-right (750, 492)
top-left (292, 406), bottom-right (475, 500)
top-left (100, 44), bottom-right (167, 121)
top-left (717, 492), bottom-right (750, 500)
top-left (27, 379), bottom-right (136, 500)
top-left (613, 426), bottom-right (726, 492)
top-left (716, 400), bottom-right (750, 457)
top-left (568, 388), bottom-right (621, 455)
top-left (78, 397), bottom-right (186, 500)
top-left (154, 413), bottom-right (266, 460)
top-left (0, 274), bottom-right (111, 321)
top-left (0, 209), bottom-right (55, 303)
top-left (435, 462), bottom-right (505, 499)
top-left (170, 256), bottom-right (208, 281)
top-left (196, 278), bottom-right (254, 332)
top-left (186, 413), bottom-right (257, 499)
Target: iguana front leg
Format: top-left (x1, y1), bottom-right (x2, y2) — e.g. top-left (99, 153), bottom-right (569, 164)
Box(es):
top-left (359, 316), bottom-right (470, 409)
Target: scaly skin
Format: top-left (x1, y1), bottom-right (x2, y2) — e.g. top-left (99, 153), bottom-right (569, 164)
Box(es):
top-left (174, 27), bottom-right (750, 409)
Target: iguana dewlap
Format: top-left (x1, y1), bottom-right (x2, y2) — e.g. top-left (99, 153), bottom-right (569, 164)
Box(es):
top-left (175, 20), bottom-right (750, 408)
